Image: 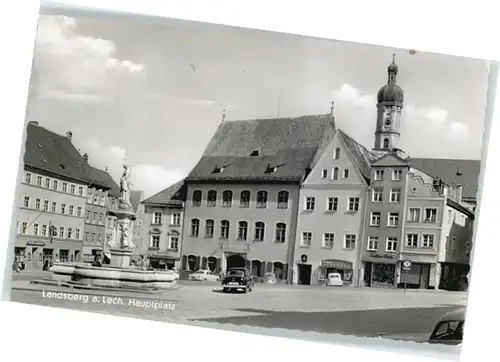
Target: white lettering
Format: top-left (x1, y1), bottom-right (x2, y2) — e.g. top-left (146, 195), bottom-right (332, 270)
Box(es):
top-left (127, 298), bottom-right (176, 311)
top-left (41, 290), bottom-right (89, 303)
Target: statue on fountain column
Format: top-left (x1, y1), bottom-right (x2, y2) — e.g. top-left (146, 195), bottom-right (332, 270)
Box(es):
top-left (119, 164), bottom-right (133, 210)
top-left (119, 219), bottom-right (135, 249)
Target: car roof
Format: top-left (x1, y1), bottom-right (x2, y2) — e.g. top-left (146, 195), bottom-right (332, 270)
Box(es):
top-left (439, 308), bottom-right (466, 322)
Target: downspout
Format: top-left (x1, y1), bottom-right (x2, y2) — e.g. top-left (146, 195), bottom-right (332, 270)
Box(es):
top-left (357, 183), bottom-right (371, 287)
top-left (178, 201), bottom-right (187, 274)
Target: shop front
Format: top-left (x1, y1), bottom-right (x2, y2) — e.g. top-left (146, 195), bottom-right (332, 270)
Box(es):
top-left (320, 259), bottom-right (354, 284)
top-left (398, 252), bottom-right (437, 289)
top-left (15, 237), bottom-right (82, 270)
top-left (362, 252), bottom-right (398, 288)
top-left (149, 250), bottom-right (180, 270)
top-left (439, 262), bottom-right (470, 291)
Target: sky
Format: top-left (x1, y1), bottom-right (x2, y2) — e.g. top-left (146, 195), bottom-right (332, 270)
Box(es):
top-left (25, 6), bottom-right (490, 198)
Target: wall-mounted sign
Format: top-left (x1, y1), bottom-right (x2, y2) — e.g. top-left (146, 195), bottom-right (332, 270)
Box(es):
top-left (300, 254), bottom-right (308, 263)
top-left (402, 259), bottom-right (412, 271)
top-left (370, 253), bottom-right (394, 260)
top-left (27, 241), bottom-right (45, 247)
top-left (322, 259), bottom-right (353, 270)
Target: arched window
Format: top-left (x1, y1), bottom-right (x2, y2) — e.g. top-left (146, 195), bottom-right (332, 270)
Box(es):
top-left (275, 223), bottom-right (287, 243)
top-left (333, 167), bottom-right (339, 180)
top-left (240, 190), bottom-right (251, 208)
top-left (257, 190), bottom-right (268, 208)
top-left (222, 190), bottom-right (233, 207)
top-left (207, 190), bottom-right (217, 207)
top-left (192, 190), bottom-right (202, 206)
top-left (190, 218), bottom-right (200, 237)
top-left (238, 221), bottom-right (248, 240)
top-left (383, 138), bottom-right (390, 149)
top-left (277, 190), bottom-right (289, 209)
top-left (254, 222), bottom-right (265, 242)
top-left (334, 147), bottom-right (341, 160)
top-left (220, 220), bottom-right (230, 239)
top-left (205, 219), bottom-right (214, 238)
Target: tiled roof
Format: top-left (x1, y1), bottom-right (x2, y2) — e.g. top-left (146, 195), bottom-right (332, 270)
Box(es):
top-left (142, 179), bottom-right (186, 206)
top-left (409, 158), bottom-right (481, 201)
top-left (187, 147), bottom-right (318, 182)
top-left (130, 190), bottom-right (143, 212)
top-left (202, 114), bottom-right (335, 157)
top-left (188, 114), bottom-right (335, 181)
top-left (24, 122), bottom-right (88, 182)
top-left (337, 129), bottom-right (375, 182)
top-left (85, 165), bottom-right (120, 196)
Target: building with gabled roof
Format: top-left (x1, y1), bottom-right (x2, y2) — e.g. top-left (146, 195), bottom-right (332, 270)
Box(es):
top-left (139, 180), bottom-right (186, 270)
top-left (15, 122), bottom-right (90, 269)
top-left (181, 114), bottom-right (336, 282)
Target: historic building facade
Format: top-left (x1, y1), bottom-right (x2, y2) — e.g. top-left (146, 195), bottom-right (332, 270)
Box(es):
top-left (293, 130), bottom-right (372, 286)
top-left (180, 115), bottom-right (336, 283)
top-left (140, 180), bottom-right (185, 270)
top-left (15, 122), bottom-right (88, 269)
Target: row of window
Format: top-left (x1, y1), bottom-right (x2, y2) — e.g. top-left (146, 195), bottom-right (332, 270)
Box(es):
top-left (373, 169), bottom-right (403, 181)
top-left (300, 231), bottom-right (357, 249)
top-left (367, 236), bottom-right (399, 252)
top-left (17, 221), bottom-right (81, 240)
top-left (24, 172), bottom-right (85, 196)
top-left (369, 208), bottom-right (438, 227)
top-left (191, 190), bottom-right (290, 209)
top-left (405, 233), bottom-right (435, 248)
top-left (304, 196), bottom-right (360, 212)
top-left (152, 212), bottom-right (181, 226)
top-left (22, 196), bottom-right (83, 217)
top-left (150, 235), bottom-right (179, 250)
top-left (408, 207), bottom-right (439, 223)
top-left (371, 187), bottom-right (402, 203)
top-left (84, 232), bottom-right (103, 244)
top-left (189, 218), bottom-right (287, 243)
top-left (85, 210), bottom-right (105, 225)
top-left (87, 192), bottom-right (106, 206)
top-left (320, 167), bottom-right (350, 181)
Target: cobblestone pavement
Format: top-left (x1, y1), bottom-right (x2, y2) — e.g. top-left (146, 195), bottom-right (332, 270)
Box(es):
top-left (9, 279), bottom-right (467, 342)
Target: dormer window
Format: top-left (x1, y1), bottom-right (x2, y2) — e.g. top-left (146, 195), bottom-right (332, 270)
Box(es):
top-left (212, 165), bottom-right (223, 174)
top-left (265, 164), bottom-right (277, 174)
top-left (250, 150), bottom-right (260, 156)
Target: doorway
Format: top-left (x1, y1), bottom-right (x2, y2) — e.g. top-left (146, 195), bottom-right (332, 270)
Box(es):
top-left (298, 264), bottom-right (312, 285)
top-left (226, 254), bottom-right (245, 269)
top-left (42, 249), bottom-right (53, 270)
top-left (363, 262), bottom-right (373, 287)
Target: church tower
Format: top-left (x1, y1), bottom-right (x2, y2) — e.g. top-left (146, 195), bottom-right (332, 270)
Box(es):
top-left (373, 54), bottom-right (404, 152)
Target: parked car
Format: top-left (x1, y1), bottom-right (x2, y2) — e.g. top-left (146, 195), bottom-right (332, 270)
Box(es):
top-left (188, 269), bottom-right (220, 282)
top-left (326, 272), bottom-right (344, 287)
top-left (428, 308), bottom-right (466, 345)
top-left (221, 268), bottom-right (254, 293)
top-left (265, 272), bottom-right (277, 284)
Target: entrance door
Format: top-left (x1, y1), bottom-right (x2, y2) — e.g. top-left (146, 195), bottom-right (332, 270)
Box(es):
top-left (298, 264), bottom-right (312, 285)
top-left (364, 262), bottom-right (373, 287)
top-left (226, 254), bottom-right (245, 269)
top-left (420, 263), bottom-right (430, 289)
top-left (42, 249), bottom-right (53, 270)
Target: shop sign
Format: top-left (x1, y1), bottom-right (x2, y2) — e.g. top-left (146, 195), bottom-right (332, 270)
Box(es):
top-left (402, 259), bottom-right (412, 271)
top-left (370, 253), bottom-right (394, 260)
top-left (300, 254), bottom-right (308, 263)
top-left (321, 259), bottom-right (353, 270)
top-left (27, 241), bottom-right (45, 247)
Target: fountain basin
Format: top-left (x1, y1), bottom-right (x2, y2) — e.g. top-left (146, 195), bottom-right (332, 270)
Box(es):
top-left (50, 262), bottom-right (179, 290)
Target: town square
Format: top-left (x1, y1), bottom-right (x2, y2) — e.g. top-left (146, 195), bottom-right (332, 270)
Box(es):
top-left (7, 10), bottom-right (485, 346)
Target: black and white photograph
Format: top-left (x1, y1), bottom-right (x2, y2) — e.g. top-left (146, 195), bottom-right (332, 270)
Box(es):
top-left (2, 1), bottom-right (494, 356)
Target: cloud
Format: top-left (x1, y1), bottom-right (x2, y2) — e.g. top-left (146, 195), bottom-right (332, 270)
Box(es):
top-left (76, 138), bottom-right (185, 198)
top-left (334, 84), bottom-right (376, 110)
top-left (32, 15), bottom-right (146, 100)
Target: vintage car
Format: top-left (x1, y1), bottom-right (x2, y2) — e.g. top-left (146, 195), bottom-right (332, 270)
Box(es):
top-left (428, 307), bottom-right (466, 345)
top-left (188, 269), bottom-right (220, 282)
top-left (221, 268), bottom-right (254, 293)
top-left (326, 272), bottom-right (344, 287)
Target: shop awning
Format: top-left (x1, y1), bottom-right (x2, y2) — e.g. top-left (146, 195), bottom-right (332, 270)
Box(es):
top-left (321, 259), bottom-right (353, 270)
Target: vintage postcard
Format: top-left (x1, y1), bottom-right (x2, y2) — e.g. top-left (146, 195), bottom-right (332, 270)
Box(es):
top-left (2, 2), bottom-right (492, 355)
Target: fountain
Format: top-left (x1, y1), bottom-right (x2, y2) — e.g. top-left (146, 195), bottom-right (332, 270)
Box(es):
top-left (47, 164), bottom-right (178, 291)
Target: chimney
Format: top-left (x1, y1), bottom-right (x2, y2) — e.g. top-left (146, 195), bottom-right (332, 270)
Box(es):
top-left (456, 185), bottom-right (463, 203)
top-left (83, 153), bottom-right (89, 163)
top-left (105, 166), bottom-right (108, 172)
top-left (66, 131), bottom-right (73, 142)
top-left (29, 121), bottom-right (39, 126)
